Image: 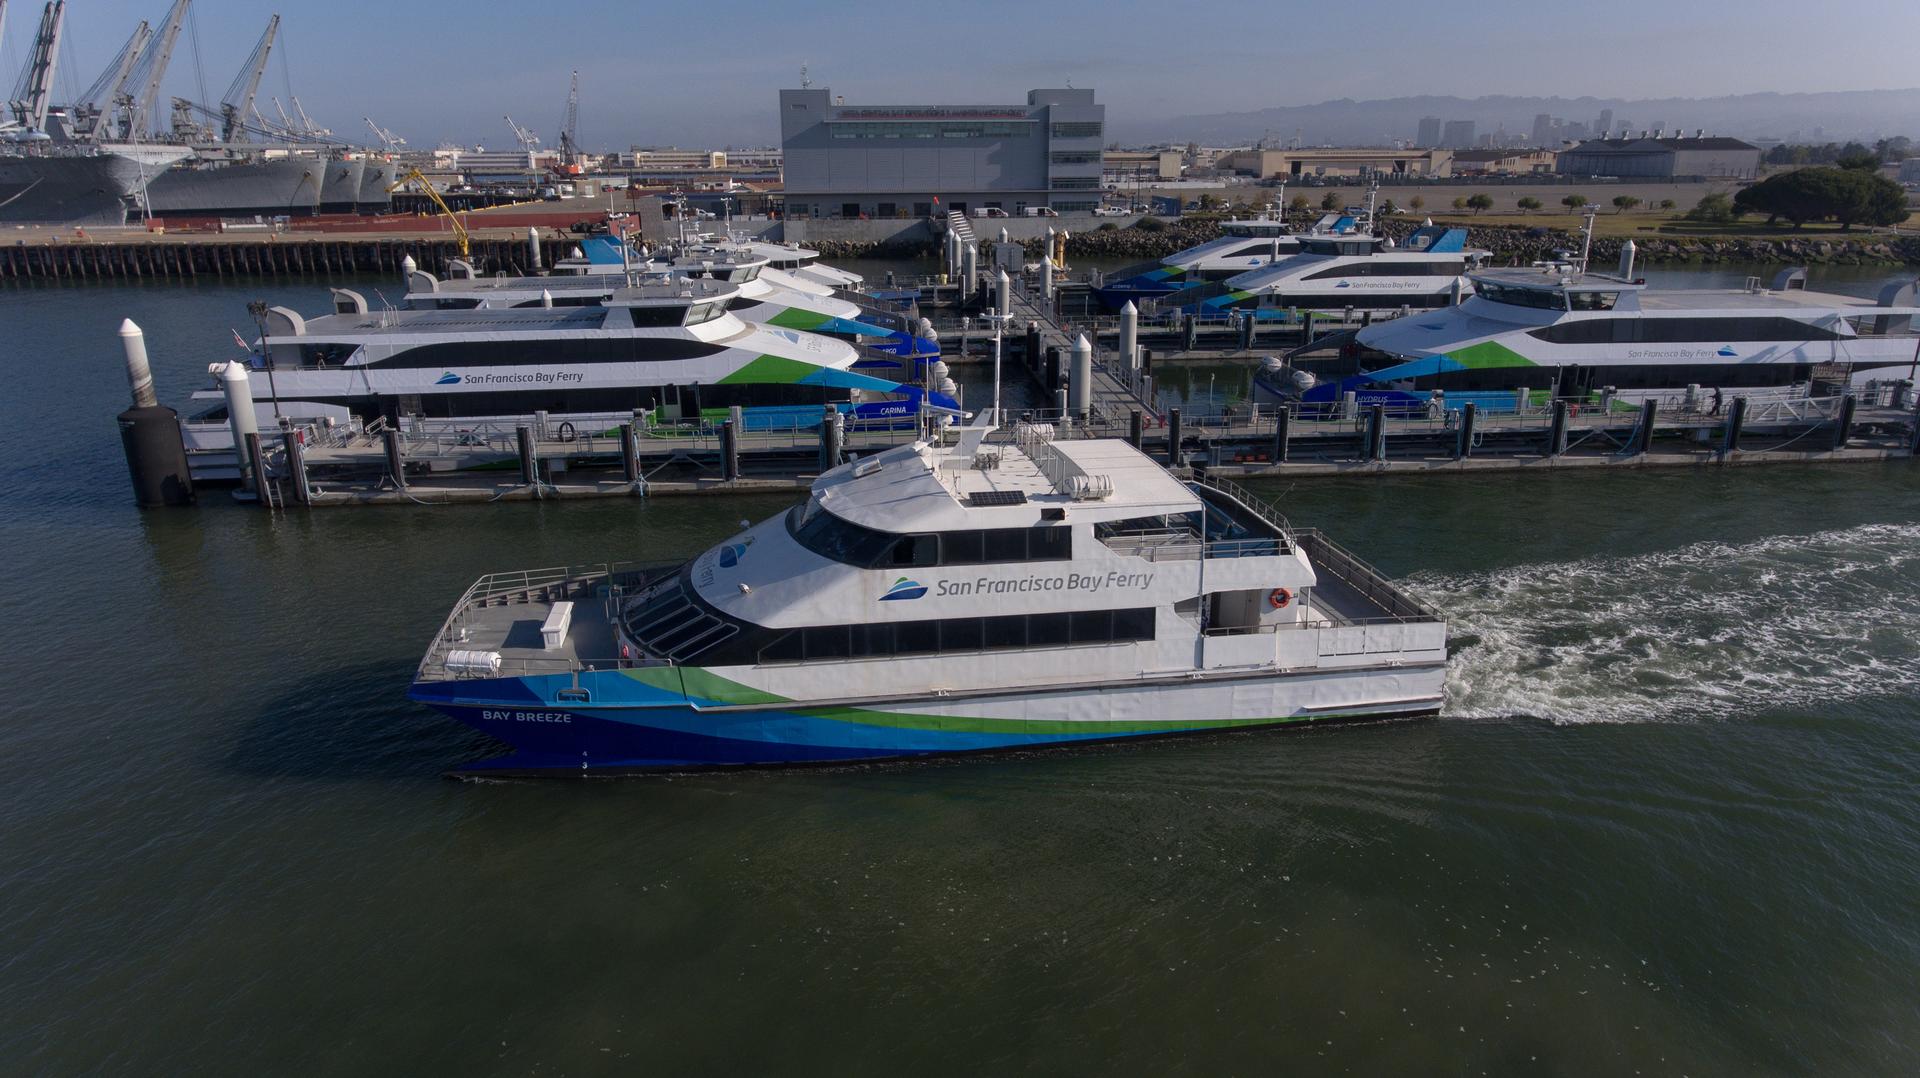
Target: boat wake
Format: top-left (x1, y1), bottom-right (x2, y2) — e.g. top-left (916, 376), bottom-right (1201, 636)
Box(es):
top-left (1406, 523), bottom-right (1920, 723)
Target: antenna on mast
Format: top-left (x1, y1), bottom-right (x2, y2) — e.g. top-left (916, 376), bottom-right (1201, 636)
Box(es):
top-left (799, 63), bottom-right (811, 89)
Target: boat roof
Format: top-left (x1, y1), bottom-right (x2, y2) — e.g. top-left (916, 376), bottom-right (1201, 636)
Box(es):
top-left (815, 434), bottom-right (1200, 532)
top-left (285, 278), bottom-right (741, 337)
top-left (1470, 265), bottom-right (1920, 314)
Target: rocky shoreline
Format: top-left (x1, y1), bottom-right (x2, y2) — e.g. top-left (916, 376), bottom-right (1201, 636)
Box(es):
top-left (804, 218), bottom-right (1920, 267)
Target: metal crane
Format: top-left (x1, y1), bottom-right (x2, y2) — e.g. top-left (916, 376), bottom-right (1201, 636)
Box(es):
top-left (504, 114), bottom-right (539, 152)
top-left (219, 14), bottom-right (278, 142)
top-left (558, 70), bottom-right (580, 160)
top-left (387, 167), bottom-right (468, 257)
top-left (363, 116), bottom-right (405, 152)
top-left (120, 0), bottom-right (190, 140)
top-left (72, 18), bottom-right (151, 139)
top-left (6, 0), bottom-right (65, 135)
top-left (288, 96), bottom-right (327, 138)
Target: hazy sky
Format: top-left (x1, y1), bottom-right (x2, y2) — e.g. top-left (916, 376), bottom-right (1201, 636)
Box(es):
top-left (14, 0), bottom-right (1918, 147)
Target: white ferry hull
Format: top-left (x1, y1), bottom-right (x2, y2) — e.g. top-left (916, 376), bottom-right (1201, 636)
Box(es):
top-left (411, 661), bottom-right (1446, 773)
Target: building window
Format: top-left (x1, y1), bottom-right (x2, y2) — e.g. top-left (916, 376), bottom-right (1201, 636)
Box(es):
top-left (1052, 201), bottom-right (1096, 213)
top-left (1050, 177), bottom-right (1100, 190)
top-left (1050, 151), bottom-right (1100, 165)
top-left (1050, 122), bottom-right (1103, 139)
top-left (877, 202), bottom-right (896, 217)
top-left (913, 202), bottom-right (931, 217)
top-left (841, 203), bottom-right (860, 219)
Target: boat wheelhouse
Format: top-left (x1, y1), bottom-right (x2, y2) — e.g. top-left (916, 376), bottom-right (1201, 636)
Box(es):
top-left (407, 422), bottom-right (1447, 773)
top-left (1157, 226), bottom-right (1484, 319)
top-left (188, 276), bottom-right (952, 433)
top-left (1299, 263), bottom-right (1920, 413)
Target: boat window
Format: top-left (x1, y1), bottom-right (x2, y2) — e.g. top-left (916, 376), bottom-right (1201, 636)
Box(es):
top-left (1476, 282), bottom-right (1569, 311)
top-left (1568, 291), bottom-right (1619, 311)
top-left (685, 302), bottom-right (726, 325)
top-left (756, 607), bottom-right (1158, 665)
top-left (788, 504), bottom-right (897, 566)
top-left (887, 534), bottom-right (939, 568)
top-left (1528, 315), bottom-right (1844, 346)
top-left (628, 303), bottom-right (691, 328)
top-left (1304, 260), bottom-right (1461, 281)
top-left (298, 343), bottom-right (358, 368)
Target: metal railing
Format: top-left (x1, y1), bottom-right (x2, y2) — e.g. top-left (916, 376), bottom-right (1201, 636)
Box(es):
top-left (1189, 472), bottom-right (1296, 537)
top-left (1293, 529), bottom-right (1434, 622)
top-left (415, 560), bottom-right (679, 681)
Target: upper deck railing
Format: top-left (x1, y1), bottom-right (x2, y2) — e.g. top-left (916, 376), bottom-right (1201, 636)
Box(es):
top-left (414, 560), bottom-right (679, 682)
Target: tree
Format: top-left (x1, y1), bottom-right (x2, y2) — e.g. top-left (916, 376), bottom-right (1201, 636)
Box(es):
top-left (1378, 199), bottom-right (1400, 216)
top-left (1685, 192), bottom-right (1738, 224)
top-left (1836, 151), bottom-right (1880, 172)
top-left (1611, 195), bottom-right (1642, 213)
top-left (1731, 166), bottom-right (1909, 230)
top-left (1657, 199), bottom-right (1677, 211)
top-left (1409, 195), bottom-right (1426, 212)
top-left (1320, 191), bottom-right (1345, 211)
top-left (1875, 136), bottom-right (1913, 161)
top-left (1516, 196), bottom-right (1543, 211)
top-left (1196, 193), bottom-right (1225, 212)
top-left (1466, 193), bottom-right (1494, 215)
top-left (1561, 193), bottom-right (1588, 213)
top-left (1451, 196), bottom-right (1468, 211)
top-left (1287, 194), bottom-right (1311, 215)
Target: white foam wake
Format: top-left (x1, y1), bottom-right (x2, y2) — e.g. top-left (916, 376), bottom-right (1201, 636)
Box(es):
top-left (1405, 523), bottom-right (1920, 723)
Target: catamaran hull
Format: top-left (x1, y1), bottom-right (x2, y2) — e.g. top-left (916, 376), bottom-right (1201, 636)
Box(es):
top-left (411, 664), bottom-right (1446, 773)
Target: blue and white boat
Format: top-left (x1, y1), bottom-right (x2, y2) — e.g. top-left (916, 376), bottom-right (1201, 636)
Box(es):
top-left (1094, 210), bottom-right (1308, 309)
top-left (1156, 225), bottom-right (1484, 320)
top-left (408, 420), bottom-right (1447, 773)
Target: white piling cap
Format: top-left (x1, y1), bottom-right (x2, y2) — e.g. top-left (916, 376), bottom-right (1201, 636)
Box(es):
top-left (1121, 300), bottom-right (1136, 315)
top-left (1073, 334), bottom-right (1091, 351)
top-left (401, 254), bottom-right (416, 272)
top-left (119, 317), bottom-right (142, 337)
top-left (997, 268), bottom-right (1009, 282)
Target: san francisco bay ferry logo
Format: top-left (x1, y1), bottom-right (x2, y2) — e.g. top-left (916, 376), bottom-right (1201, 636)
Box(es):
top-left (1717, 346), bottom-right (1738, 357)
top-left (718, 541), bottom-right (752, 568)
top-left (880, 577), bottom-right (928, 601)
top-left (436, 371), bottom-right (463, 385)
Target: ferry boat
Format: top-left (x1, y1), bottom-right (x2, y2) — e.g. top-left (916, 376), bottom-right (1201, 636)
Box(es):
top-left (1156, 225), bottom-right (1485, 320)
top-left (407, 421), bottom-right (1447, 773)
top-left (1271, 256), bottom-right (1920, 413)
top-left (187, 276), bottom-right (954, 435)
top-left (404, 254), bottom-right (896, 342)
top-left (1094, 209), bottom-right (1311, 309)
top-left (552, 236), bottom-right (934, 362)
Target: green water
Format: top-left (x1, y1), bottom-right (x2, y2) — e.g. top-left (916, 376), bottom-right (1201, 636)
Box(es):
top-left (2, 274), bottom-right (1919, 1074)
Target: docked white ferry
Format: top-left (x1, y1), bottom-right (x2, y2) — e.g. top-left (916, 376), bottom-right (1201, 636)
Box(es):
top-left (1095, 209), bottom-right (1315, 308)
top-left (1295, 259), bottom-right (1920, 412)
top-left (1157, 225), bottom-right (1486, 318)
top-left (408, 421), bottom-right (1446, 772)
top-left (186, 276), bottom-right (950, 434)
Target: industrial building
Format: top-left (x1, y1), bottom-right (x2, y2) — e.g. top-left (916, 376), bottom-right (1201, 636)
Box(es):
top-left (1451, 148), bottom-right (1559, 175)
top-left (1215, 147), bottom-right (1453, 180)
top-left (1556, 133), bottom-right (1761, 179)
top-left (777, 86), bottom-right (1105, 218)
top-left (1102, 149), bottom-right (1184, 185)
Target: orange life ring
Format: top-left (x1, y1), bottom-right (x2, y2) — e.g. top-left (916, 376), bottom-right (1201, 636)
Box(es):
top-left (1268, 587), bottom-right (1292, 609)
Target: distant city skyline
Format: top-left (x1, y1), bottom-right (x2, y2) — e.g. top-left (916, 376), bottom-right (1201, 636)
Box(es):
top-left (17, 0), bottom-right (1920, 148)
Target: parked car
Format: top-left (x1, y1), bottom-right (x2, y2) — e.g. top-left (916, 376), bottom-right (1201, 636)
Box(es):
top-left (1024, 207), bottom-right (1059, 217)
top-left (1093, 205), bottom-right (1129, 217)
top-left (971, 206), bottom-right (1010, 218)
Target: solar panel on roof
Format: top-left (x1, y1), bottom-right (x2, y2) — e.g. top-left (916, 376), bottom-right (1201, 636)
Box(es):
top-left (965, 490), bottom-right (1028, 507)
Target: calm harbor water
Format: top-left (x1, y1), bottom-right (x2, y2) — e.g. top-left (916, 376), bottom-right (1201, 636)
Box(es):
top-left (2, 267), bottom-right (1919, 1074)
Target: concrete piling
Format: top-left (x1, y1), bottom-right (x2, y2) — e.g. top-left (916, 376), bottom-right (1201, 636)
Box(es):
top-left (1274, 404), bottom-right (1291, 463)
top-left (516, 425), bottom-right (537, 487)
top-left (1633, 399), bottom-right (1659, 455)
top-left (1119, 301), bottom-right (1138, 375)
top-left (282, 431), bottom-right (310, 505)
top-left (1721, 397), bottom-right (1747, 455)
top-left (720, 420), bottom-right (739, 481)
top-left (1365, 405), bottom-right (1386, 462)
top-left (1832, 394), bottom-right (1856, 450)
top-left (620, 422), bottom-right (640, 483)
top-left (1129, 409), bottom-right (1144, 448)
top-left (244, 432), bottom-right (271, 501)
top-left (1167, 408), bottom-right (1183, 467)
top-left (1457, 402), bottom-right (1477, 459)
top-left (1548, 400), bottom-right (1569, 456)
top-left (1070, 334), bottom-right (1093, 422)
top-left (115, 318), bottom-right (194, 507)
top-left (820, 405), bottom-right (843, 470)
top-left (383, 427), bottom-right (407, 489)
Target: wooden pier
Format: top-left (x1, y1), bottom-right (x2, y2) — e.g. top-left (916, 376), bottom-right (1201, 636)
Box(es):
top-left (1, 233), bottom-right (577, 281)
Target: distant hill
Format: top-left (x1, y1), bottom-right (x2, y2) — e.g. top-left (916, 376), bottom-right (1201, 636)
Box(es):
top-left (1140, 89), bottom-right (1920, 147)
